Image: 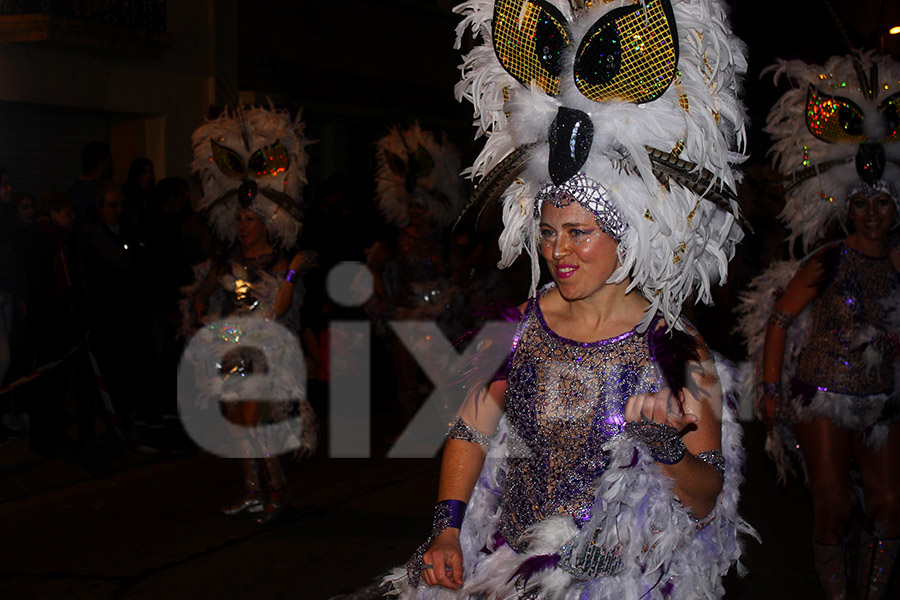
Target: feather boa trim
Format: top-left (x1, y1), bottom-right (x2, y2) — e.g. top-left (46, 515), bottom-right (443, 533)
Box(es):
top-left (385, 355), bottom-right (755, 599)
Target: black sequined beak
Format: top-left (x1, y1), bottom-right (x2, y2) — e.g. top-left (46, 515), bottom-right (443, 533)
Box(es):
top-left (856, 142), bottom-right (886, 185)
top-left (238, 179), bottom-right (258, 208)
top-left (548, 107), bottom-right (594, 186)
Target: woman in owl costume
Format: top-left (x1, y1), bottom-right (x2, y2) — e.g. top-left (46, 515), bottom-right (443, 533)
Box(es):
top-left (183, 105), bottom-right (316, 525)
top-left (736, 51), bottom-right (900, 599)
top-left (385, 1), bottom-right (755, 598)
top-left (366, 124), bottom-right (466, 420)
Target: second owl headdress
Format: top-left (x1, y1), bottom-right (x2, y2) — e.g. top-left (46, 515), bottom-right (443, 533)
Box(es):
top-left (192, 104), bottom-right (311, 249)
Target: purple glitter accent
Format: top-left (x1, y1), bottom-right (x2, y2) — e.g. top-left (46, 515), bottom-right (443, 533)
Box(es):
top-left (506, 553), bottom-right (561, 585)
top-left (624, 447), bottom-right (640, 468)
top-left (492, 531), bottom-right (507, 550)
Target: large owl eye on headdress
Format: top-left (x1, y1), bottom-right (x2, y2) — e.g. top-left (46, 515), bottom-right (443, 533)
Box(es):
top-left (879, 92), bottom-right (900, 144)
top-left (493, 0), bottom-right (678, 104)
top-left (805, 86), bottom-right (866, 144)
top-left (493, 0), bottom-right (571, 96)
top-left (210, 139), bottom-right (291, 180)
top-left (574, 0), bottom-right (678, 104)
top-left (386, 145), bottom-right (437, 194)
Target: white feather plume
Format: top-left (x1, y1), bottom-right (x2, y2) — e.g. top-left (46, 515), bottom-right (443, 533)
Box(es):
top-left (453, 0), bottom-right (748, 331)
top-left (191, 105), bottom-right (311, 249)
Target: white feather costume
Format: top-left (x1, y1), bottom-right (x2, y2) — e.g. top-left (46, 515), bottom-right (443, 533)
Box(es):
top-left (181, 105), bottom-right (316, 457)
top-left (735, 51), bottom-right (900, 481)
top-left (384, 3), bottom-right (754, 595)
top-left (385, 350), bottom-right (754, 600)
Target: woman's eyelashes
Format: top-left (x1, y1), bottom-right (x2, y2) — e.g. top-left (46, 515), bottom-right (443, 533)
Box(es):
top-left (539, 226), bottom-right (599, 246)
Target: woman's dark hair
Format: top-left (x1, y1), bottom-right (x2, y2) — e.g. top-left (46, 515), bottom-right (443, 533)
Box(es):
top-left (126, 157), bottom-right (154, 187)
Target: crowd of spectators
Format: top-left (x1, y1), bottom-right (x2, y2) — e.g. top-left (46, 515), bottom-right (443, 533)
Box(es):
top-left (0, 143), bottom-right (214, 454)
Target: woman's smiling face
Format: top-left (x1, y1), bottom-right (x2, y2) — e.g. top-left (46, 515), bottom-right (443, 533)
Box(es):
top-left (539, 201), bottom-right (620, 302)
top-left (848, 192), bottom-right (897, 243)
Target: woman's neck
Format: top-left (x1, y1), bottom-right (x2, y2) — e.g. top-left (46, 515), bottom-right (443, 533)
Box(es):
top-left (545, 280), bottom-right (649, 341)
top-left (844, 233), bottom-right (888, 258)
top-left (241, 242), bottom-right (275, 260)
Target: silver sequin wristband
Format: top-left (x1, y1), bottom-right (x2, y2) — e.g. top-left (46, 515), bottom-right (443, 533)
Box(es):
top-left (447, 416), bottom-right (491, 446)
top-left (696, 450), bottom-right (726, 479)
top-left (768, 310), bottom-right (794, 330)
top-left (624, 421), bottom-right (686, 465)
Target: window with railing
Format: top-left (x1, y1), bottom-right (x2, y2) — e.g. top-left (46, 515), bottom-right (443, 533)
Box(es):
top-left (0, 0), bottom-right (170, 55)
top-left (0, 0), bottom-right (166, 32)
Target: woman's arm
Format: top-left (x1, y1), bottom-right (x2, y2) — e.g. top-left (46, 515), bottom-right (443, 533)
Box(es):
top-left (624, 346), bottom-right (723, 519)
top-left (274, 251), bottom-right (313, 318)
top-left (421, 379), bottom-right (506, 590)
top-left (759, 256), bottom-right (823, 424)
top-left (191, 261), bottom-right (221, 318)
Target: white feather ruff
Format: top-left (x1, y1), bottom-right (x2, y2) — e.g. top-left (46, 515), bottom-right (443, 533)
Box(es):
top-left (191, 105), bottom-right (311, 249)
top-left (385, 356), bottom-right (756, 599)
top-left (374, 124), bottom-right (466, 228)
top-left (453, 0), bottom-right (748, 331)
top-left (764, 51), bottom-right (900, 253)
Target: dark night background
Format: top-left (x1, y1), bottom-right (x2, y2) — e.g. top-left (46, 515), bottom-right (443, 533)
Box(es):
top-left (0, 1), bottom-right (899, 599)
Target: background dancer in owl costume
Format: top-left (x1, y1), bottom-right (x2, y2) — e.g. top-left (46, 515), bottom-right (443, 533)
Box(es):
top-left (183, 105), bottom-right (316, 526)
top-left (736, 51), bottom-right (900, 600)
top-left (365, 124), bottom-right (466, 421)
top-left (385, 1), bottom-right (755, 598)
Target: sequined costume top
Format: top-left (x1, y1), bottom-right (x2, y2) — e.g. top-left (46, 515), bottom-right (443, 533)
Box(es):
top-left (208, 246), bottom-right (286, 320)
top-left (499, 296), bottom-right (661, 550)
top-left (796, 243), bottom-right (896, 396)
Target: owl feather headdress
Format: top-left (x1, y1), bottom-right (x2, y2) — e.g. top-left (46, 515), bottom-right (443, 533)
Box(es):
top-left (764, 50), bottom-right (900, 253)
top-left (454, 0), bottom-right (748, 330)
top-left (375, 124), bottom-right (465, 228)
top-left (192, 104), bottom-right (311, 249)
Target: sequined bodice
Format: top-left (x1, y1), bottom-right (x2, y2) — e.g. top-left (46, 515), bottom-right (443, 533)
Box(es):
top-left (214, 247), bottom-right (285, 318)
top-left (797, 244), bottom-right (896, 395)
top-left (499, 296), bottom-right (661, 550)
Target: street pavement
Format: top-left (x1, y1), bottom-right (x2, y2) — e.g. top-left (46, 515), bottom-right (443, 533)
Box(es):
top-left (0, 419), bottom-right (893, 599)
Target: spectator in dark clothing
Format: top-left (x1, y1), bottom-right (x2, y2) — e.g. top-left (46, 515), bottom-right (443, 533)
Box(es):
top-left (70, 142), bottom-right (113, 227)
top-left (140, 177), bottom-right (195, 421)
top-left (0, 168), bottom-right (15, 245)
top-left (122, 157), bottom-right (155, 239)
top-left (79, 181), bottom-right (149, 432)
top-left (37, 192), bottom-right (93, 443)
top-left (10, 191), bottom-right (72, 453)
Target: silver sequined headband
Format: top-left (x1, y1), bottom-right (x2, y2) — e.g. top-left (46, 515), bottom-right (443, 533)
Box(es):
top-left (847, 180), bottom-right (900, 208)
top-left (534, 175), bottom-right (626, 241)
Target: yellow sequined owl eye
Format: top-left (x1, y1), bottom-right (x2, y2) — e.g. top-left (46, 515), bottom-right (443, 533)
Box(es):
top-left (493, 0), bottom-right (570, 96)
top-left (573, 0), bottom-right (678, 104)
top-left (879, 92), bottom-right (900, 144)
top-left (806, 86), bottom-right (866, 144)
